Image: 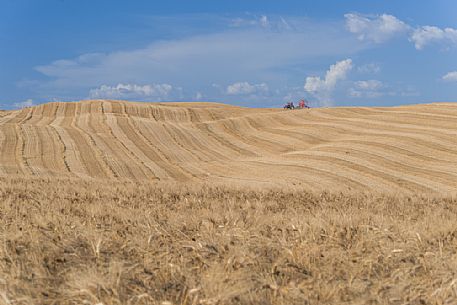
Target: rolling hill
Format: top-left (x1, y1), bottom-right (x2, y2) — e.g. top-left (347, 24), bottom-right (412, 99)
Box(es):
top-left (3, 100), bottom-right (457, 304)
top-left (1, 100), bottom-right (457, 194)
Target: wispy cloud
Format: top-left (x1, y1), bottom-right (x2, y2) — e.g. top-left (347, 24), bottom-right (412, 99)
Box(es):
top-left (13, 99), bottom-right (34, 109)
top-left (357, 63), bottom-right (381, 74)
top-left (194, 92), bottom-right (204, 101)
top-left (230, 14), bottom-right (293, 31)
top-left (88, 83), bottom-right (179, 101)
top-left (304, 59), bottom-right (353, 106)
top-left (344, 13), bottom-right (409, 43)
top-left (348, 80), bottom-right (384, 98)
top-left (259, 15), bottom-right (269, 28)
top-left (348, 80), bottom-right (420, 99)
top-left (442, 71), bottom-right (457, 82)
top-left (226, 82), bottom-right (269, 95)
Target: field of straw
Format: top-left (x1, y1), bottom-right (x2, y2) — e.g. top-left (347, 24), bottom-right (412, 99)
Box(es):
top-left (1, 100), bottom-right (457, 304)
top-left (2, 177), bottom-right (457, 304)
top-left (1, 100), bottom-right (457, 194)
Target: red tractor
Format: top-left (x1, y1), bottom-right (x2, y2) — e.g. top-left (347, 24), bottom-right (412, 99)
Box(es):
top-left (298, 99), bottom-right (310, 109)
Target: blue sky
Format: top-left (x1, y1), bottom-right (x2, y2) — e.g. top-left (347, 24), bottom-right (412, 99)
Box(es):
top-left (1, 0), bottom-right (457, 109)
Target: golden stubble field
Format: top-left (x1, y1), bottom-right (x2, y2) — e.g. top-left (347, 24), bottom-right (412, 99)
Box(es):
top-left (1, 101), bottom-right (457, 304)
top-left (1, 100), bottom-right (457, 193)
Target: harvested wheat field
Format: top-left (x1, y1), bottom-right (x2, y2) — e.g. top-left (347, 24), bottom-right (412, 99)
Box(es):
top-left (2, 100), bottom-right (457, 304)
top-left (1, 100), bottom-right (457, 194)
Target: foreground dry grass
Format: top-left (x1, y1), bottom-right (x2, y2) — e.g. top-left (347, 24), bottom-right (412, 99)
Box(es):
top-left (2, 177), bottom-right (457, 304)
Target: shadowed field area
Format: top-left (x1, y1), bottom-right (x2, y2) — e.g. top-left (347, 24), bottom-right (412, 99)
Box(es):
top-left (1, 100), bottom-right (457, 194)
top-left (2, 177), bottom-right (457, 304)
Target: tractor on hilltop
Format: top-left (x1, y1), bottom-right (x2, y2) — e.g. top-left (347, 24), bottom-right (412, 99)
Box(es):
top-left (284, 99), bottom-right (310, 110)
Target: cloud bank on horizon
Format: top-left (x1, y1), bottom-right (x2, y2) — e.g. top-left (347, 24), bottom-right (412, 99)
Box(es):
top-left (2, 1), bottom-right (457, 109)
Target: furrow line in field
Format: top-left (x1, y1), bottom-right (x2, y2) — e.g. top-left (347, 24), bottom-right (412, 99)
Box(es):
top-left (75, 101), bottom-right (115, 179)
top-left (83, 101), bottom-right (139, 179)
top-left (371, 109), bottom-right (457, 122)
top-left (128, 118), bottom-right (201, 180)
top-left (176, 122), bottom-right (240, 161)
top-left (243, 116), bottom-right (304, 151)
top-left (94, 102), bottom-right (146, 179)
top-left (195, 121), bottom-right (257, 157)
top-left (48, 125), bottom-right (73, 174)
top-left (33, 102), bottom-right (59, 126)
top-left (102, 101), bottom-right (158, 180)
top-left (64, 103), bottom-right (107, 178)
top-left (187, 107), bottom-right (260, 157)
top-left (365, 106), bottom-right (457, 118)
top-left (307, 139), bottom-right (443, 163)
top-left (83, 101), bottom-right (125, 178)
top-left (51, 103), bottom-right (89, 178)
top-left (295, 153), bottom-right (437, 193)
top-left (20, 124), bottom-right (43, 175)
top-left (215, 119), bottom-right (277, 156)
top-left (218, 118), bottom-right (281, 155)
top-left (5, 108), bottom-right (30, 124)
top-left (237, 117), bottom-right (296, 153)
top-left (45, 103), bottom-right (72, 174)
top-left (263, 125), bottom-right (328, 149)
top-left (0, 123), bottom-right (24, 175)
top-left (186, 107), bottom-right (202, 123)
top-left (16, 123), bottom-right (32, 175)
top-left (203, 160), bottom-right (324, 190)
top-left (115, 103), bottom-right (190, 181)
top-left (312, 111), bottom-right (457, 137)
top-left (38, 126), bottom-right (69, 175)
top-left (0, 111), bottom-right (18, 124)
top-left (312, 146), bottom-right (457, 189)
top-left (159, 123), bottom-right (214, 162)
top-left (159, 123), bottom-right (233, 177)
top-left (24, 104), bottom-right (43, 125)
top-left (120, 101), bottom-right (193, 180)
top-left (291, 119), bottom-right (457, 159)
top-left (19, 107), bottom-right (35, 124)
top-left (245, 159), bottom-right (373, 192)
top-left (115, 101), bottom-right (166, 180)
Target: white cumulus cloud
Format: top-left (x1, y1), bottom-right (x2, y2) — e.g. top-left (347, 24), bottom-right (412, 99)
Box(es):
top-left (345, 13), bottom-right (457, 50)
top-left (14, 99), bottom-right (34, 109)
top-left (226, 82), bottom-right (269, 95)
top-left (304, 59), bottom-right (353, 106)
top-left (442, 71), bottom-right (457, 82)
top-left (89, 83), bottom-right (176, 101)
top-left (410, 26), bottom-right (457, 50)
top-left (345, 13), bottom-right (409, 43)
